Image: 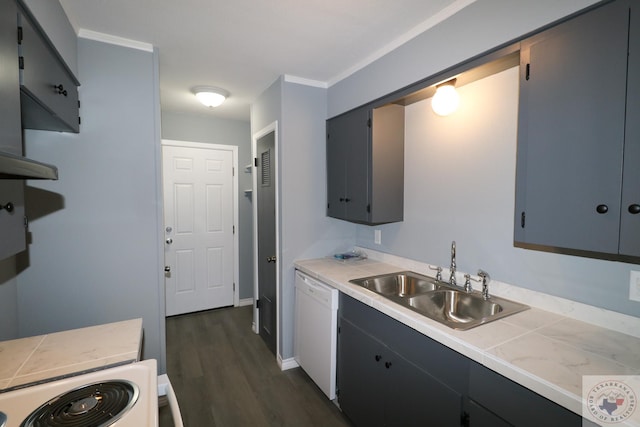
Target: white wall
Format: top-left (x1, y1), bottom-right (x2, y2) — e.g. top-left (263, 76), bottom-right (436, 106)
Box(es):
top-left (161, 112), bottom-right (254, 300)
top-left (16, 38), bottom-right (166, 369)
top-left (354, 59), bottom-right (638, 318)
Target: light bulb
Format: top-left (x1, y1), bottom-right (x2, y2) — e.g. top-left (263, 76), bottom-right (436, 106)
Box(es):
top-left (431, 84), bottom-right (459, 116)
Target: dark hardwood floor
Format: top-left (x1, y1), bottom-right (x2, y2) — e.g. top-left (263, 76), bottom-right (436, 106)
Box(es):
top-left (159, 305), bottom-right (352, 426)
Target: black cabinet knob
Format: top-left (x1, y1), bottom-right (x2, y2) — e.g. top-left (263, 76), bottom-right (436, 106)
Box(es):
top-left (596, 204), bottom-right (609, 214)
top-left (385, 362), bottom-right (392, 369)
top-left (374, 355), bottom-right (381, 362)
top-left (629, 204), bottom-right (640, 214)
top-left (54, 84), bottom-right (68, 96)
top-left (0, 202), bottom-right (14, 213)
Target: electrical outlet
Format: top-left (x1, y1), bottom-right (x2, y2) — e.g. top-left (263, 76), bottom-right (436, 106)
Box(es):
top-left (630, 270), bottom-right (640, 302)
top-left (374, 229), bottom-right (382, 245)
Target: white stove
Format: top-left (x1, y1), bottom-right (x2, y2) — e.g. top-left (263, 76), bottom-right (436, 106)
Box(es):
top-left (0, 360), bottom-right (158, 427)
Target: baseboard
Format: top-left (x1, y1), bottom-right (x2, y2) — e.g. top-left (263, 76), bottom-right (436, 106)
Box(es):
top-left (238, 298), bottom-right (254, 307)
top-left (278, 355), bottom-right (299, 371)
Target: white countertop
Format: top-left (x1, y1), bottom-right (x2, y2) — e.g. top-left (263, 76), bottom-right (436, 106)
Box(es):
top-left (295, 254), bottom-right (640, 417)
top-left (0, 318), bottom-right (142, 391)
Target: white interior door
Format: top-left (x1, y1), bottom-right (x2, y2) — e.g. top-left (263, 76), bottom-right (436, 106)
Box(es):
top-left (163, 142), bottom-right (235, 316)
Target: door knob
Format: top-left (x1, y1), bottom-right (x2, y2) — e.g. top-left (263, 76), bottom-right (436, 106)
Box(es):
top-left (166, 238), bottom-right (173, 244)
top-left (164, 266), bottom-right (171, 272)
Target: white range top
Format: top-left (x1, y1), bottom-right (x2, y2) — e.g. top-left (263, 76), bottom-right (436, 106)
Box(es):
top-left (295, 253), bottom-right (640, 417)
top-left (0, 318), bottom-right (142, 391)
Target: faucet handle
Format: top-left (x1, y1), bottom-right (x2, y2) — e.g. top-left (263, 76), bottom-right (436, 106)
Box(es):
top-left (477, 269), bottom-right (491, 299)
top-left (463, 274), bottom-right (472, 292)
top-left (428, 265), bottom-right (443, 281)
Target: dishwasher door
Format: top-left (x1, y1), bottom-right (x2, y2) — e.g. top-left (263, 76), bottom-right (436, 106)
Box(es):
top-left (294, 270), bottom-right (339, 399)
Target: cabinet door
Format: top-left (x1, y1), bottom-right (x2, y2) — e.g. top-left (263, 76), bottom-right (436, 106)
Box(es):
top-left (467, 399), bottom-right (512, 427)
top-left (338, 318), bottom-right (385, 427)
top-left (0, 0), bottom-right (21, 155)
top-left (0, 180), bottom-right (26, 260)
top-left (326, 107), bottom-right (370, 223)
top-left (383, 351), bottom-right (462, 427)
top-left (19, 12), bottom-right (79, 133)
top-left (620, 3), bottom-right (640, 257)
top-left (514, 1), bottom-right (629, 253)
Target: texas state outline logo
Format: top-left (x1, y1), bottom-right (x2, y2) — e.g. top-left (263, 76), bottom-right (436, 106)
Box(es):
top-left (584, 377), bottom-right (638, 424)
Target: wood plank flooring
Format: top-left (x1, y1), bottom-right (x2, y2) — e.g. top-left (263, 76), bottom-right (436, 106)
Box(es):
top-left (159, 305), bottom-right (352, 426)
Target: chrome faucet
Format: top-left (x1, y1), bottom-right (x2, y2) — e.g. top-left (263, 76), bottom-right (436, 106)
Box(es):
top-left (449, 241), bottom-right (457, 287)
top-left (478, 269), bottom-right (491, 299)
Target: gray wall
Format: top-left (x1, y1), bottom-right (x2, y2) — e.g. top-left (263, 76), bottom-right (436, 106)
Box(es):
top-left (16, 38), bottom-right (166, 369)
top-left (327, 0), bottom-right (639, 317)
top-left (161, 112), bottom-right (253, 300)
top-left (252, 77), bottom-right (355, 359)
top-left (329, 0), bottom-right (600, 117)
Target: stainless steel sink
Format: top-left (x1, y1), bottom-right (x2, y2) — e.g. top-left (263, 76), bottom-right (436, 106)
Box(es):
top-left (349, 271), bottom-right (442, 297)
top-left (349, 271), bottom-right (528, 330)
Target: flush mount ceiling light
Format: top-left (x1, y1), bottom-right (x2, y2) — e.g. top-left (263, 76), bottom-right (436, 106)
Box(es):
top-left (192, 86), bottom-right (229, 108)
top-left (431, 78), bottom-right (459, 116)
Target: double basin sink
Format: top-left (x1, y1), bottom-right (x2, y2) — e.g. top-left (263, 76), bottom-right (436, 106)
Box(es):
top-left (349, 271), bottom-right (528, 330)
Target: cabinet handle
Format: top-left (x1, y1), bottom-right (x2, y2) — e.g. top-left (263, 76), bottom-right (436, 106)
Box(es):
top-left (596, 204), bottom-right (609, 214)
top-left (629, 204), bottom-right (640, 215)
top-left (344, 198), bottom-right (351, 203)
top-left (339, 197), bottom-right (345, 202)
top-left (385, 361), bottom-right (392, 369)
top-left (0, 202), bottom-right (14, 213)
top-left (54, 84), bottom-right (68, 97)
top-left (374, 355), bottom-right (381, 362)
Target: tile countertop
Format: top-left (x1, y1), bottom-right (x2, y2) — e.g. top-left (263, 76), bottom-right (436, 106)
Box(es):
top-left (0, 318), bottom-right (142, 391)
top-left (295, 253), bottom-right (640, 416)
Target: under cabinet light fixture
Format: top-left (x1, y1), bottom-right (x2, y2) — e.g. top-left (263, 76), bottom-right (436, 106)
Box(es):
top-left (192, 86), bottom-right (229, 108)
top-left (431, 78), bottom-right (459, 116)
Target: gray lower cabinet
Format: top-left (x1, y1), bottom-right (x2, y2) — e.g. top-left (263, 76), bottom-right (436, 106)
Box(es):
top-left (515, 0), bottom-right (640, 257)
top-left (338, 293), bottom-right (466, 427)
top-left (337, 293), bottom-right (590, 427)
top-left (326, 103), bottom-right (404, 225)
top-left (18, 1), bottom-right (80, 133)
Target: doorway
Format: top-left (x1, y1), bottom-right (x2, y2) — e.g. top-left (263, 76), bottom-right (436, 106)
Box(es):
top-left (162, 139), bottom-right (239, 316)
top-left (252, 124), bottom-right (278, 356)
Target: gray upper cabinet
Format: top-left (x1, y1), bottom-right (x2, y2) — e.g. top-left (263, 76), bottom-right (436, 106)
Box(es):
top-left (326, 103), bottom-right (404, 225)
top-left (0, 0), bottom-right (26, 260)
top-left (18, 1), bottom-right (80, 133)
top-left (514, 0), bottom-right (639, 257)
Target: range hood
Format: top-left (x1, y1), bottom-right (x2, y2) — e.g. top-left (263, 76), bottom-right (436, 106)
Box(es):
top-left (0, 150), bottom-right (58, 180)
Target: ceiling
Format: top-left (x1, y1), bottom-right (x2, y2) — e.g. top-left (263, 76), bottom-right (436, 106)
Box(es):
top-left (59, 0), bottom-right (472, 122)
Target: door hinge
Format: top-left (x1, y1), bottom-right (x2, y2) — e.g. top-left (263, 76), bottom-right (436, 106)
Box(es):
top-left (461, 411), bottom-right (470, 427)
top-left (78, 116), bottom-right (81, 125)
top-left (256, 299), bottom-right (260, 309)
top-left (78, 100), bottom-right (81, 109)
top-left (254, 157), bottom-right (258, 167)
top-left (17, 27), bottom-right (23, 44)
top-left (232, 167), bottom-right (235, 177)
top-left (525, 63), bottom-right (531, 81)
top-left (338, 325), bottom-right (341, 334)
top-left (18, 56), bottom-right (24, 70)
top-left (366, 204), bottom-right (371, 213)
top-left (521, 211), bottom-right (526, 228)
top-left (23, 215), bottom-right (29, 229)
top-left (233, 225), bottom-right (235, 234)
top-left (367, 118), bottom-right (372, 128)
top-left (233, 282), bottom-right (236, 292)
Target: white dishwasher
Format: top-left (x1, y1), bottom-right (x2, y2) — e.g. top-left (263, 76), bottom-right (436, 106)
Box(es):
top-left (294, 270), bottom-right (339, 400)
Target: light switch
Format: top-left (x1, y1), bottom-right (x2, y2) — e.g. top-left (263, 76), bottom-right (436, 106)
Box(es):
top-left (630, 270), bottom-right (640, 302)
top-left (374, 229), bottom-right (382, 245)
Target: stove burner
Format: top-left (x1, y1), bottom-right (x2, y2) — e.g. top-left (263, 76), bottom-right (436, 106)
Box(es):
top-left (21, 380), bottom-right (139, 427)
